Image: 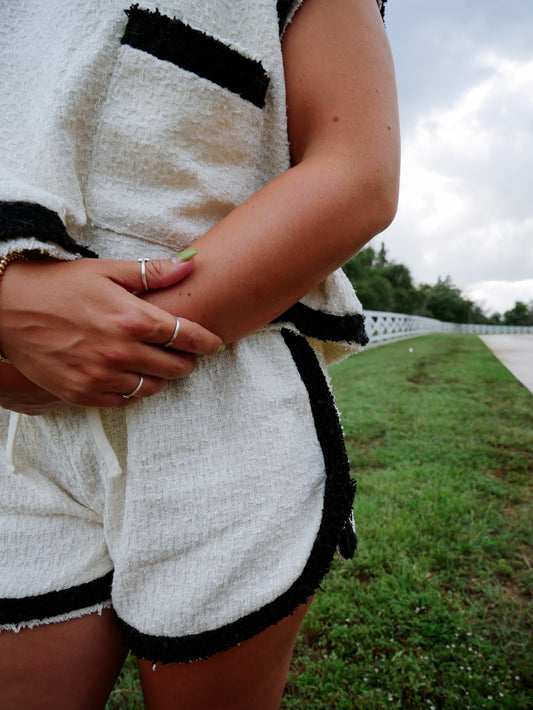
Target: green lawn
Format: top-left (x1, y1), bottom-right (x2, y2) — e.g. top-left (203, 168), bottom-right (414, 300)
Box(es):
top-left (107, 334), bottom-right (532, 709)
top-left (281, 334), bottom-right (532, 709)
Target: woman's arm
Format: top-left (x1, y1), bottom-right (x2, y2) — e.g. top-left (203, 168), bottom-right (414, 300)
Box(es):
top-left (145, 0), bottom-right (400, 341)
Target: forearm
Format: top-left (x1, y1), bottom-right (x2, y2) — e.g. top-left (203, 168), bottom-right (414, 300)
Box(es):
top-left (146, 150), bottom-right (398, 343)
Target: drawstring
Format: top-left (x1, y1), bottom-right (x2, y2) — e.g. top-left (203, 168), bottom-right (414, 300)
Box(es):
top-left (86, 408), bottom-right (122, 479)
top-left (5, 409), bottom-right (122, 480)
top-left (6, 411), bottom-right (22, 475)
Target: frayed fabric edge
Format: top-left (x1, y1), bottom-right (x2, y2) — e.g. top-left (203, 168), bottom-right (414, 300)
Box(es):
top-left (0, 599), bottom-right (112, 634)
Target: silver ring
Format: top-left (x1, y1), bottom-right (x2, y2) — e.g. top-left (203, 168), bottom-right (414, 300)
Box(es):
top-left (162, 317), bottom-right (180, 348)
top-left (138, 258), bottom-right (150, 291)
top-left (122, 374), bottom-right (144, 399)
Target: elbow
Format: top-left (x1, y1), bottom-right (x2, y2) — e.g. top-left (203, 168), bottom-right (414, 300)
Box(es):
top-left (351, 153), bottom-right (400, 240)
top-left (367, 177), bottom-right (399, 234)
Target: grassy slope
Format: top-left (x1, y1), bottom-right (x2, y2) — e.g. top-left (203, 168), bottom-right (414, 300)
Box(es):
top-left (281, 334), bottom-right (532, 709)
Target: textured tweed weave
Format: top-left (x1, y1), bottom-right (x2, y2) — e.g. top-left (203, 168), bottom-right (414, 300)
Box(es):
top-left (0, 0), bottom-right (367, 363)
top-left (0, 0), bottom-right (374, 661)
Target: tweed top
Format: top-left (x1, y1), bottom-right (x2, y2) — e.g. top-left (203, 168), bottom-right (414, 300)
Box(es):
top-left (0, 0), bottom-right (384, 363)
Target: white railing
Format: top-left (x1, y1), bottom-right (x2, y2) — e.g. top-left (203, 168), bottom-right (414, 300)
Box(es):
top-left (363, 310), bottom-right (533, 346)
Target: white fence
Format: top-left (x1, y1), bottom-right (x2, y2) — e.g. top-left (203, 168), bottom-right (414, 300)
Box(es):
top-left (363, 310), bottom-right (533, 346)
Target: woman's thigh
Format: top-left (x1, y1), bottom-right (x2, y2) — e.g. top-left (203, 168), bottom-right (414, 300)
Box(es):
top-left (0, 608), bottom-right (127, 710)
top-left (137, 601), bottom-right (310, 710)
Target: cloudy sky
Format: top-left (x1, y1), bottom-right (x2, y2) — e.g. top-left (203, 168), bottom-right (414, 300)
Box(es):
top-left (380, 0), bottom-right (533, 315)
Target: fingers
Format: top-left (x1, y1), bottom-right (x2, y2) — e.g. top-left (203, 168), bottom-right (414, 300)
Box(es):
top-left (155, 317), bottom-right (223, 356)
top-left (108, 254), bottom-right (197, 293)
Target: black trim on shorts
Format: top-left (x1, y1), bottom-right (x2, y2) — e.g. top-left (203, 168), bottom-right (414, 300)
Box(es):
top-left (0, 201), bottom-right (98, 258)
top-left (118, 329), bottom-right (356, 664)
top-left (122, 5), bottom-right (270, 108)
top-left (275, 302), bottom-right (369, 346)
top-left (0, 571), bottom-right (113, 626)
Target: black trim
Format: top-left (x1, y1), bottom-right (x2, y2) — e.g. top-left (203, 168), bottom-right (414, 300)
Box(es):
top-left (0, 202), bottom-right (97, 258)
top-left (122, 5), bottom-right (270, 109)
top-left (277, 0), bottom-right (294, 34)
top-left (275, 302), bottom-right (369, 346)
top-left (118, 329), bottom-right (356, 664)
top-left (0, 571), bottom-right (113, 626)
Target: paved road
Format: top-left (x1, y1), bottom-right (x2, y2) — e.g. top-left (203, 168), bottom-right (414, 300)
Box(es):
top-left (480, 335), bottom-right (533, 394)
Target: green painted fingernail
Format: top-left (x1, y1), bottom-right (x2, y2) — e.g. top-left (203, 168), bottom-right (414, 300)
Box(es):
top-left (176, 248), bottom-right (197, 261)
top-left (217, 344), bottom-right (226, 353)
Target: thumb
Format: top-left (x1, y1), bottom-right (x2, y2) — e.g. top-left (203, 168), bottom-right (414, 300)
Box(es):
top-left (110, 251), bottom-right (197, 292)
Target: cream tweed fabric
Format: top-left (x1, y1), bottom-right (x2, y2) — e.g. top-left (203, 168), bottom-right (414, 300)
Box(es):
top-left (0, 0), bottom-right (375, 662)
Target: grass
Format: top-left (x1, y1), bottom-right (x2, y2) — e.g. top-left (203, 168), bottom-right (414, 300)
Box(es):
top-left (106, 334), bottom-right (533, 709)
top-left (281, 334), bottom-right (532, 709)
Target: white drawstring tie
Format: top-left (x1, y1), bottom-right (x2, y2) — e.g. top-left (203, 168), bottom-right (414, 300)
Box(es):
top-left (86, 408), bottom-right (122, 479)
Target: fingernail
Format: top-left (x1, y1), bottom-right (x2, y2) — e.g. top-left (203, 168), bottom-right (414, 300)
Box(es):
top-left (217, 344), bottom-right (226, 354)
top-left (173, 248), bottom-right (197, 262)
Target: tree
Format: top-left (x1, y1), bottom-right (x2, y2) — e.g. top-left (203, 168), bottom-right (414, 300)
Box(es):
top-left (343, 243), bottom-right (421, 313)
top-left (417, 276), bottom-right (477, 323)
top-left (503, 301), bottom-right (532, 326)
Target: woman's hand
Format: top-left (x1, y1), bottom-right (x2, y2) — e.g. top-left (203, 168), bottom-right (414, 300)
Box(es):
top-left (0, 364), bottom-right (70, 415)
top-left (0, 256), bottom-right (222, 408)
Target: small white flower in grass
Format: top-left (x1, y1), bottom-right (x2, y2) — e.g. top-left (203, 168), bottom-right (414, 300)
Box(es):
top-left (487, 695), bottom-right (493, 700)
top-left (499, 693), bottom-right (504, 697)
top-left (388, 696), bottom-right (394, 702)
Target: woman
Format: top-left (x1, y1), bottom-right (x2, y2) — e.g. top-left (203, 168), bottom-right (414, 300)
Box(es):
top-left (0, 0), bottom-right (399, 707)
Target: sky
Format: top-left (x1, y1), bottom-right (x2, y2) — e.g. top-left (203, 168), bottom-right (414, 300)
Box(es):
top-left (379, 0), bottom-right (533, 315)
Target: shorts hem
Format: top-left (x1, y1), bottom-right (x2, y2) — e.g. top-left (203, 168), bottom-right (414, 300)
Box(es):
top-left (0, 570), bottom-right (113, 630)
top-left (0, 599), bottom-right (113, 634)
top-left (118, 331), bottom-right (356, 664)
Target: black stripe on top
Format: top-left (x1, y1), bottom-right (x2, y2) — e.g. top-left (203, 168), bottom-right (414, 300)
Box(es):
top-left (122, 5), bottom-right (270, 109)
top-left (0, 572), bottom-right (113, 626)
top-left (0, 202), bottom-right (97, 258)
top-left (117, 330), bottom-right (356, 664)
top-left (275, 302), bottom-right (369, 346)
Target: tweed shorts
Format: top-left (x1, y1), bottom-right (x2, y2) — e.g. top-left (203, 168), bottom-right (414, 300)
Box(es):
top-left (0, 327), bottom-right (356, 663)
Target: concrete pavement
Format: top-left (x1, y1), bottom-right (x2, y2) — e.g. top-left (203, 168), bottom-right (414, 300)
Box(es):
top-left (480, 335), bottom-right (533, 394)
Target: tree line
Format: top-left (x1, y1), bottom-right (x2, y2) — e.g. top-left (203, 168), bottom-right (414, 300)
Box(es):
top-left (342, 244), bottom-right (533, 326)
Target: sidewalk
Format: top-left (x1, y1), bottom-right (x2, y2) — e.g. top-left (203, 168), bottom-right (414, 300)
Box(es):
top-left (480, 335), bottom-right (533, 394)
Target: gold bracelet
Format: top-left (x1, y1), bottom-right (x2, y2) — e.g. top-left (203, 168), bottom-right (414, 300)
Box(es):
top-left (0, 252), bottom-right (29, 363)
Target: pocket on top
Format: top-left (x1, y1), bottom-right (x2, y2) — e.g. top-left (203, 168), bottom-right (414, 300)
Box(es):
top-left (86, 5), bottom-right (269, 248)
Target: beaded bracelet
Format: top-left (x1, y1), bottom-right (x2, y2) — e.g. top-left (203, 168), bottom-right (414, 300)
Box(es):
top-left (0, 252), bottom-right (29, 363)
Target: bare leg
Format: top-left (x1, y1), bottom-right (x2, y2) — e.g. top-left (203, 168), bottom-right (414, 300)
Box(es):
top-left (138, 601), bottom-right (310, 710)
top-left (0, 607), bottom-right (127, 710)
